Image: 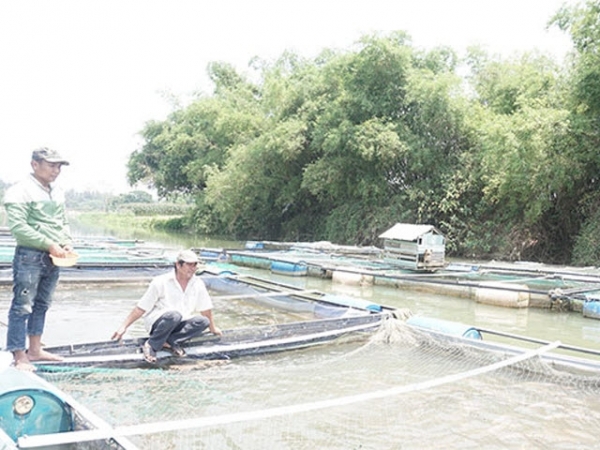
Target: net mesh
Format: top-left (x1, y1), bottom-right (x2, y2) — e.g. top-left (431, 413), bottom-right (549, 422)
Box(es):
top-left (31, 318), bottom-right (600, 449)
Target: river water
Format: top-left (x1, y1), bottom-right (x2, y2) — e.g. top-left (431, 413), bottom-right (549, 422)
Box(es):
top-left (2, 224), bottom-right (600, 449)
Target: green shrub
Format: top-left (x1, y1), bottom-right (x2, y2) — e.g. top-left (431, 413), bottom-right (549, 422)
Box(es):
top-left (117, 203), bottom-right (191, 216)
top-left (572, 210), bottom-right (600, 267)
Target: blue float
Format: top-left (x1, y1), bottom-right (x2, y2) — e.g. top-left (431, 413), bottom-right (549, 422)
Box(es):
top-left (406, 316), bottom-right (482, 340)
top-left (0, 367), bottom-right (75, 442)
top-left (270, 260), bottom-right (308, 276)
top-left (199, 250), bottom-right (221, 259)
top-left (583, 300), bottom-right (600, 320)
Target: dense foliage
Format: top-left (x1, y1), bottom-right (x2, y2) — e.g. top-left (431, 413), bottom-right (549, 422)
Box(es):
top-left (126, 1), bottom-right (600, 265)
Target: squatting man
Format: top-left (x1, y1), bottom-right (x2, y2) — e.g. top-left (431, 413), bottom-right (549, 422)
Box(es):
top-left (112, 250), bottom-right (222, 363)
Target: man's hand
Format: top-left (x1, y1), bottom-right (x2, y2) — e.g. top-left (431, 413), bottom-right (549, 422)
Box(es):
top-left (48, 243), bottom-right (67, 258)
top-left (111, 326), bottom-right (127, 342)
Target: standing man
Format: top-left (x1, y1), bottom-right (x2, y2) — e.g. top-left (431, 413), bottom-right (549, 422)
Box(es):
top-left (112, 249), bottom-right (222, 363)
top-left (3, 147), bottom-right (73, 371)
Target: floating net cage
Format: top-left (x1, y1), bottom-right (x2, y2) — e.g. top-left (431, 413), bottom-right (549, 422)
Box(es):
top-left (26, 319), bottom-right (600, 450)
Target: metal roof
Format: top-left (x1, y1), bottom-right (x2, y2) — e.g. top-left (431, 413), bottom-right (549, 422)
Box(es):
top-left (378, 223), bottom-right (441, 241)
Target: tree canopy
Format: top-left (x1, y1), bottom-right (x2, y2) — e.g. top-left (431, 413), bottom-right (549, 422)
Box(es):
top-left (127, 1), bottom-right (600, 265)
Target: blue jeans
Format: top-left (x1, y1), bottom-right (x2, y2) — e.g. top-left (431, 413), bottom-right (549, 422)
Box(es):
top-left (6, 246), bottom-right (60, 352)
top-left (147, 311), bottom-right (209, 351)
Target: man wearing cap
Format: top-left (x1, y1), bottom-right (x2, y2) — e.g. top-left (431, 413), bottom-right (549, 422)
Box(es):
top-left (3, 147), bottom-right (73, 371)
top-left (112, 249), bottom-right (222, 363)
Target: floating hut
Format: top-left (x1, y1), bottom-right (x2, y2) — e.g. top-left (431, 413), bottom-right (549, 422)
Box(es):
top-left (379, 223), bottom-right (445, 271)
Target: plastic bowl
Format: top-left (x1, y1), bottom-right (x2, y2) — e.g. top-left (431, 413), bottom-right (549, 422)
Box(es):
top-left (50, 252), bottom-right (79, 267)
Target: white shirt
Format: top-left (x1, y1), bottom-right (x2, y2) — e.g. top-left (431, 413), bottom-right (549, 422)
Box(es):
top-left (137, 271), bottom-right (213, 332)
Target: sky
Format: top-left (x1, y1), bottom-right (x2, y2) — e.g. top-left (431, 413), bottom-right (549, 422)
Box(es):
top-left (0, 0), bottom-right (576, 194)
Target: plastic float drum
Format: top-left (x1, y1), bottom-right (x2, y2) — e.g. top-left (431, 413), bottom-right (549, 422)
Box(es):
top-left (331, 270), bottom-right (374, 286)
top-left (270, 260), bottom-right (308, 277)
top-left (406, 316), bottom-right (482, 340)
top-left (230, 254), bottom-right (271, 269)
top-left (583, 300), bottom-right (600, 319)
top-left (475, 282), bottom-right (530, 308)
top-left (0, 367), bottom-right (74, 442)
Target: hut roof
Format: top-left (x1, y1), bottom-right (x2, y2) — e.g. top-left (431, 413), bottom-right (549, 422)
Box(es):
top-left (378, 223), bottom-right (441, 241)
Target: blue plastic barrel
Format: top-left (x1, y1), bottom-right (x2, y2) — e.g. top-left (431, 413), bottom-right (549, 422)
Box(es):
top-left (406, 316), bottom-right (482, 340)
top-left (270, 261), bottom-right (308, 276)
top-left (583, 301), bottom-right (600, 319)
top-left (230, 254), bottom-right (271, 269)
top-left (199, 250), bottom-right (220, 259)
top-left (0, 368), bottom-right (74, 441)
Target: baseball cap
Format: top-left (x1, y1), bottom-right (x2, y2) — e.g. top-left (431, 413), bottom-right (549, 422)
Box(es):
top-left (176, 249), bottom-right (200, 263)
top-left (32, 147), bottom-right (70, 165)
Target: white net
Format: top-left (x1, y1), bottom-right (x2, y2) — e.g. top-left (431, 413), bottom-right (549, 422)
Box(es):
top-left (27, 319), bottom-right (600, 449)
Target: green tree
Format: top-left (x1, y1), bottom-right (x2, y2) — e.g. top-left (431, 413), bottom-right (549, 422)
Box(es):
top-left (552, 0), bottom-right (600, 264)
top-left (130, 34), bottom-right (475, 245)
top-left (65, 190), bottom-right (115, 212)
top-left (463, 49), bottom-right (573, 260)
top-left (117, 190), bottom-right (153, 204)
top-left (128, 62), bottom-right (265, 197)
top-left (127, 23), bottom-right (593, 265)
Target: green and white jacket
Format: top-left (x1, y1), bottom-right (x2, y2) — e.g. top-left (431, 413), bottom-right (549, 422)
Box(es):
top-left (3, 175), bottom-right (72, 251)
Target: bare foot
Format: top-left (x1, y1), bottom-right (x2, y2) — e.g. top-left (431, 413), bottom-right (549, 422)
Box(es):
top-left (13, 353), bottom-right (36, 372)
top-left (27, 349), bottom-right (64, 362)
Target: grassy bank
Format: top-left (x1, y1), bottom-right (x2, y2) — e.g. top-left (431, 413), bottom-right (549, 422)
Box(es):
top-left (70, 211), bottom-right (186, 237)
top-left (70, 211), bottom-right (241, 249)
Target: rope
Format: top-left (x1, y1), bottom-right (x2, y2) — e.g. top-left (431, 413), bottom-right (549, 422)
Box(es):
top-left (18, 340), bottom-right (561, 448)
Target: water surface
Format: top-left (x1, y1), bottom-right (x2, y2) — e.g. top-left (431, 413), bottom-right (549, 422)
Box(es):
top-left (2, 227), bottom-right (599, 449)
